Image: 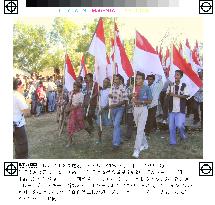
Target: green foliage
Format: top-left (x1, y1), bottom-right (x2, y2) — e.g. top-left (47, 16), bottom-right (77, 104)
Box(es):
top-left (13, 17), bottom-right (135, 75)
top-left (13, 23), bottom-right (49, 73)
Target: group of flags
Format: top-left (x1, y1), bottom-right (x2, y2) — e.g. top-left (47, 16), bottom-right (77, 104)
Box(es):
top-left (64, 18), bottom-right (203, 97)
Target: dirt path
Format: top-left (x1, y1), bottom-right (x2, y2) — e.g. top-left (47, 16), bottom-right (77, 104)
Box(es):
top-left (22, 112), bottom-right (203, 159)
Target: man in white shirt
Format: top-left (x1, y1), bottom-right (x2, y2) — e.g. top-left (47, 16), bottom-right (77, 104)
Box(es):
top-left (13, 78), bottom-right (31, 159)
top-left (97, 78), bottom-right (112, 127)
top-left (47, 76), bottom-right (57, 112)
top-left (166, 70), bottom-right (189, 145)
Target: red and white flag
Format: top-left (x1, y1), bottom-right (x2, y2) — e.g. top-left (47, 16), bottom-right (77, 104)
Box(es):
top-left (88, 18), bottom-right (107, 87)
top-left (169, 45), bottom-right (203, 97)
top-left (184, 38), bottom-right (192, 64)
top-left (191, 49), bottom-right (202, 73)
top-left (179, 42), bottom-right (183, 56)
top-left (106, 54), bottom-right (113, 80)
top-left (159, 46), bottom-right (163, 64)
top-left (164, 47), bottom-right (171, 77)
top-left (133, 31), bottom-right (165, 81)
top-left (113, 23), bottom-right (133, 82)
top-left (79, 55), bottom-right (87, 78)
top-left (64, 54), bottom-right (77, 92)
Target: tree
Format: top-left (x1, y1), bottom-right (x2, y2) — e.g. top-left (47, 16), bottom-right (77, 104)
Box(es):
top-left (13, 23), bottom-right (49, 73)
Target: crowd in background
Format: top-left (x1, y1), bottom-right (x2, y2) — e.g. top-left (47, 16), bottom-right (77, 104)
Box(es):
top-left (13, 68), bottom-right (203, 159)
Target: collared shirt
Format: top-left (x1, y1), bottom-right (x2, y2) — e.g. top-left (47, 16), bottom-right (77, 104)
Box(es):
top-left (13, 91), bottom-right (28, 127)
top-left (166, 82), bottom-right (189, 113)
top-left (148, 79), bottom-right (163, 108)
top-left (47, 81), bottom-right (57, 92)
top-left (100, 88), bottom-right (110, 108)
top-left (110, 84), bottom-right (127, 105)
top-left (194, 87), bottom-right (203, 103)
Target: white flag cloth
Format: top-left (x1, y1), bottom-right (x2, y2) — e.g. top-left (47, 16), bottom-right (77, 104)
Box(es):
top-left (88, 18), bottom-right (107, 87)
top-left (64, 54), bottom-right (76, 92)
top-left (169, 45), bottom-right (203, 98)
top-left (133, 31), bottom-right (165, 83)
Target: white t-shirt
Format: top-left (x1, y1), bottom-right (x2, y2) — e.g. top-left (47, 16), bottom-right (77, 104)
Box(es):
top-left (166, 82), bottom-right (189, 113)
top-left (13, 91), bottom-right (28, 127)
top-left (100, 88), bottom-right (110, 108)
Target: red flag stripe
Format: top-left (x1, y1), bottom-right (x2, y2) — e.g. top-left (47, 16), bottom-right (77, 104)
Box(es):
top-left (96, 18), bottom-right (105, 44)
top-left (66, 54), bottom-right (76, 80)
top-left (173, 45), bottom-right (202, 87)
top-left (136, 31), bottom-right (157, 54)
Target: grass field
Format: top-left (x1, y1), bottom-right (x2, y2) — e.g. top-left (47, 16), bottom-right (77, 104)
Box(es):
top-left (18, 112), bottom-right (203, 159)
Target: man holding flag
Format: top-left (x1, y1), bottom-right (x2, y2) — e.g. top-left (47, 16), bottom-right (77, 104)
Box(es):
top-left (166, 70), bottom-right (189, 145)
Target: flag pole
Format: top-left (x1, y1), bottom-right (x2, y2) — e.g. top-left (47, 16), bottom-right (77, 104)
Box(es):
top-left (86, 81), bottom-right (95, 117)
top-left (78, 53), bottom-right (83, 77)
top-left (108, 17), bottom-right (116, 119)
top-left (133, 30), bottom-right (136, 94)
top-left (98, 85), bottom-right (102, 143)
top-left (85, 18), bottom-right (101, 117)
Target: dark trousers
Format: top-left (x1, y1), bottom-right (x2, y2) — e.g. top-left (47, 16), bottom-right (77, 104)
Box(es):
top-left (145, 106), bottom-right (157, 134)
top-left (186, 97), bottom-right (194, 115)
top-left (193, 100), bottom-right (203, 125)
top-left (85, 106), bottom-right (97, 130)
top-left (13, 126), bottom-right (28, 159)
top-left (125, 112), bottom-right (134, 139)
top-left (159, 91), bottom-right (169, 120)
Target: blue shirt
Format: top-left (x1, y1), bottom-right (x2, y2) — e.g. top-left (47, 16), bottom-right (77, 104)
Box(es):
top-left (136, 85), bottom-right (153, 103)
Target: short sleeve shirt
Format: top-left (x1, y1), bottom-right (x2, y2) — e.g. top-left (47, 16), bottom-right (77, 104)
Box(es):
top-left (111, 84), bottom-right (127, 105)
top-left (13, 91), bottom-right (29, 127)
top-left (166, 82), bottom-right (189, 112)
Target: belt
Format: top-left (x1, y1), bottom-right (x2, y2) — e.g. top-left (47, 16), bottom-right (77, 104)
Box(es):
top-left (49, 91), bottom-right (55, 92)
top-left (133, 104), bottom-right (145, 107)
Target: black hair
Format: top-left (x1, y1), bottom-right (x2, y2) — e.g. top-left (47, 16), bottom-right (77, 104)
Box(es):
top-left (86, 73), bottom-right (93, 79)
top-left (115, 74), bottom-right (124, 84)
top-left (147, 74), bottom-right (155, 80)
top-left (136, 71), bottom-right (145, 80)
top-left (175, 70), bottom-right (183, 77)
top-left (13, 78), bottom-right (22, 90)
top-left (74, 82), bottom-right (82, 89)
top-left (57, 84), bottom-right (63, 89)
top-left (77, 76), bottom-right (83, 81)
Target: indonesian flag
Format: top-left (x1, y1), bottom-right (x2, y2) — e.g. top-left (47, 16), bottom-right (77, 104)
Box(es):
top-left (169, 45), bottom-right (203, 97)
top-left (184, 38), bottom-right (192, 64)
top-left (165, 48), bottom-right (171, 77)
top-left (159, 46), bottom-right (163, 64)
top-left (133, 31), bottom-right (165, 82)
top-left (79, 55), bottom-right (87, 78)
top-left (191, 49), bottom-right (202, 73)
top-left (194, 40), bottom-right (200, 59)
top-left (179, 42), bottom-right (183, 56)
top-left (64, 54), bottom-right (77, 92)
top-left (113, 23), bottom-right (133, 82)
top-left (88, 18), bottom-right (107, 87)
top-left (165, 48), bottom-right (171, 67)
top-left (106, 54), bottom-right (113, 80)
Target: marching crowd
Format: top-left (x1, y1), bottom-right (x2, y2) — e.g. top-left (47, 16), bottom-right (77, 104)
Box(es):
top-left (13, 69), bottom-right (203, 159)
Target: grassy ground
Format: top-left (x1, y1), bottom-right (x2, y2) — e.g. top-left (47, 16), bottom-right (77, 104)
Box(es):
top-left (18, 112), bottom-right (203, 159)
